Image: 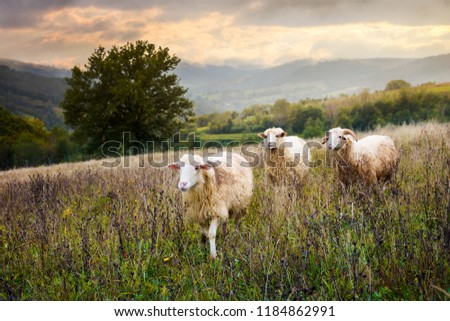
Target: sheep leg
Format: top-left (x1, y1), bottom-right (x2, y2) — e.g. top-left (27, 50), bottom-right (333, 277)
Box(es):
top-left (200, 227), bottom-right (208, 246)
top-left (222, 222), bottom-right (228, 236)
top-left (233, 211), bottom-right (244, 234)
top-left (208, 217), bottom-right (220, 259)
top-left (234, 216), bottom-right (240, 234)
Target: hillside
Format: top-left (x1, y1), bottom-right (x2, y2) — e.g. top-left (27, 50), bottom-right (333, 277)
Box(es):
top-left (0, 58), bottom-right (71, 78)
top-left (0, 65), bottom-right (67, 128)
top-left (1, 54), bottom-right (449, 126)
top-left (176, 54), bottom-right (450, 113)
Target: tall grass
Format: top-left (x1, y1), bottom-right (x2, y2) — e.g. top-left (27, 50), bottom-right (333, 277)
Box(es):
top-left (1, 122), bottom-right (449, 300)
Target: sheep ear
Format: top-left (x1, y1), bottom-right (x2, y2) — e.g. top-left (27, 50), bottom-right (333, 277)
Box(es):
top-left (279, 131), bottom-right (287, 137)
top-left (321, 136), bottom-right (328, 144)
top-left (168, 162), bottom-right (180, 170)
top-left (199, 163), bottom-right (213, 170)
top-left (258, 133), bottom-right (267, 138)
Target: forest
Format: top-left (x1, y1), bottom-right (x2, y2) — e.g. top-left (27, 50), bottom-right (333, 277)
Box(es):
top-left (0, 106), bottom-right (79, 169)
top-left (195, 81), bottom-right (450, 140)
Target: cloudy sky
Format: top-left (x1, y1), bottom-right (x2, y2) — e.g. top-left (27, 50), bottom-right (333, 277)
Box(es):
top-left (1, 0), bottom-right (450, 68)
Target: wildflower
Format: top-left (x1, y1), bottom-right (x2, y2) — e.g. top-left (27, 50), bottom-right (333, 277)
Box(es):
top-left (63, 207), bottom-right (72, 218)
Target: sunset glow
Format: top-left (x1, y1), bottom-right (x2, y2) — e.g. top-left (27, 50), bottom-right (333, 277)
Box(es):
top-left (0, 1), bottom-right (449, 68)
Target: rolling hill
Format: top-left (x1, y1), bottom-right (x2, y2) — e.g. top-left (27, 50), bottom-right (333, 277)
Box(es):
top-left (0, 58), bottom-right (71, 78)
top-left (176, 54), bottom-right (450, 113)
top-left (1, 53), bottom-right (449, 127)
top-left (0, 63), bottom-right (68, 128)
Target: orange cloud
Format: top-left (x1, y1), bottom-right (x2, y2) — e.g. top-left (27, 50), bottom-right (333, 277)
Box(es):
top-left (0, 5), bottom-right (449, 69)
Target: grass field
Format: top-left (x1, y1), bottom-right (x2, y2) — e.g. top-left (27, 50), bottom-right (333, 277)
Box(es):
top-left (199, 132), bottom-right (260, 142)
top-left (422, 82), bottom-right (450, 94)
top-left (1, 122), bottom-right (449, 300)
top-left (194, 126), bottom-right (260, 143)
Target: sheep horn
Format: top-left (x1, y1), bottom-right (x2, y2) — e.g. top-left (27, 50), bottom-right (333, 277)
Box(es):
top-left (343, 128), bottom-right (357, 139)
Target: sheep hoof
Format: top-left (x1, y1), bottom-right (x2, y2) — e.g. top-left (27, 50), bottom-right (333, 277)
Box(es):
top-left (210, 253), bottom-right (218, 260)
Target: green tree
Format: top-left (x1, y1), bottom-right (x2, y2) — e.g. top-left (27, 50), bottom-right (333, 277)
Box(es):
top-left (270, 99), bottom-right (290, 128)
top-left (350, 103), bottom-right (381, 130)
top-left (12, 132), bottom-right (47, 167)
top-left (291, 106), bottom-right (324, 134)
top-left (61, 41), bottom-right (193, 154)
top-left (302, 117), bottom-right (326, 138)
top-left (0, 106), bottom-right (55, 168)
top-left (48, 127), bottom-right (80, 163)
top-left (334, 110), bottom-right (352, 128)
top-left (385, 79), bottom-right (411, 91)
top-left (208, 112), bottom-right (234, 134)
top-left (240, 104), bottom-right (270, 131)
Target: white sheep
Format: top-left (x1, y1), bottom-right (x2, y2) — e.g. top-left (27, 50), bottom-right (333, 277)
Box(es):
top-left (322, 127), bottom-right (399, 186)
top-left (258, 127), bottom-right (310, 185)
top-left (168, 152), bottom-right (253, 259)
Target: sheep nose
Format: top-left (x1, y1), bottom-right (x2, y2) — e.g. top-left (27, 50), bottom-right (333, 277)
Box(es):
top-left (179, 181), bottom-right (188, 191)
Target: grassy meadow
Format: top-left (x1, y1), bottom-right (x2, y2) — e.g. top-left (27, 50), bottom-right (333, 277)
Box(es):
top-left (1, 122), bottom-right (449, 300)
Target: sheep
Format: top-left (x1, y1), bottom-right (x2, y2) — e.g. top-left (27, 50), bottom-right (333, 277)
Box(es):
top-left (258, 127), bottom-right (310, 185)
top-left (168, 152), bottom-right (253, 259)
top-left (322, 127), bottom-right (399, 186)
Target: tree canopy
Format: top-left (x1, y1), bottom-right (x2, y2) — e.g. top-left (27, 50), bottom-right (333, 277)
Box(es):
top-left (61, 41), bottom-right (193, 154)
top-left (385, 79), bottom-right (411, 91)
top-left (0, 106), bottom-right (79, 169)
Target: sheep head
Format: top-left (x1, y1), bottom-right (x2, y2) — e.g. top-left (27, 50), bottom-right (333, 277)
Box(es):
top-left (258, 127), bottom-right (287, 149)
top-left (168, 154), bottom-right (214, 192)
top-left (322, 127), bottom-right (357, 151)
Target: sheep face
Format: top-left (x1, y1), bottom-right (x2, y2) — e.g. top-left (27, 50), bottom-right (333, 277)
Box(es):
top-left (258, 127), bottom-right (287, 149)
top-left (322, 127), bottom-right (356, 151)
top-left (168, 154), bottom-right (212, 192)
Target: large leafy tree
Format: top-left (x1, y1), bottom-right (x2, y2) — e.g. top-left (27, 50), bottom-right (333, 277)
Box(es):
top-left (61, 41), bottom-right (193, 153)
top-left (291, 106), bottom-right (324, 134)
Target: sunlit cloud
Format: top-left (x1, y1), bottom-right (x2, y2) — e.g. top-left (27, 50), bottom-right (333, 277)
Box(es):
top-left (145, 18), bottom-right (450, 66)
top-left (0, 1), bottom-right (449, 68)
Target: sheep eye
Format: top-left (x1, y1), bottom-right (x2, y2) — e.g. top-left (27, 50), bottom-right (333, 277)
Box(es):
top-left (338, 136), bottom-right (342, 139)
top-left (194, 166), bottom-right (200, 171)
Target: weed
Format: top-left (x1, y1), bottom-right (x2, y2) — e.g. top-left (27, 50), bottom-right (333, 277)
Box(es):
top-left (1, 122), bottom-right (449, 300)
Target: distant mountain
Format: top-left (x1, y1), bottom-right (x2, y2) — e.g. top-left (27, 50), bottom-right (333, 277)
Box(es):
top-left (0, 58), bottom-right (71, 78)
top-left (1, 54), bottom-right (449, 126)
top-left (175, 54), bottom-right (450, 113)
